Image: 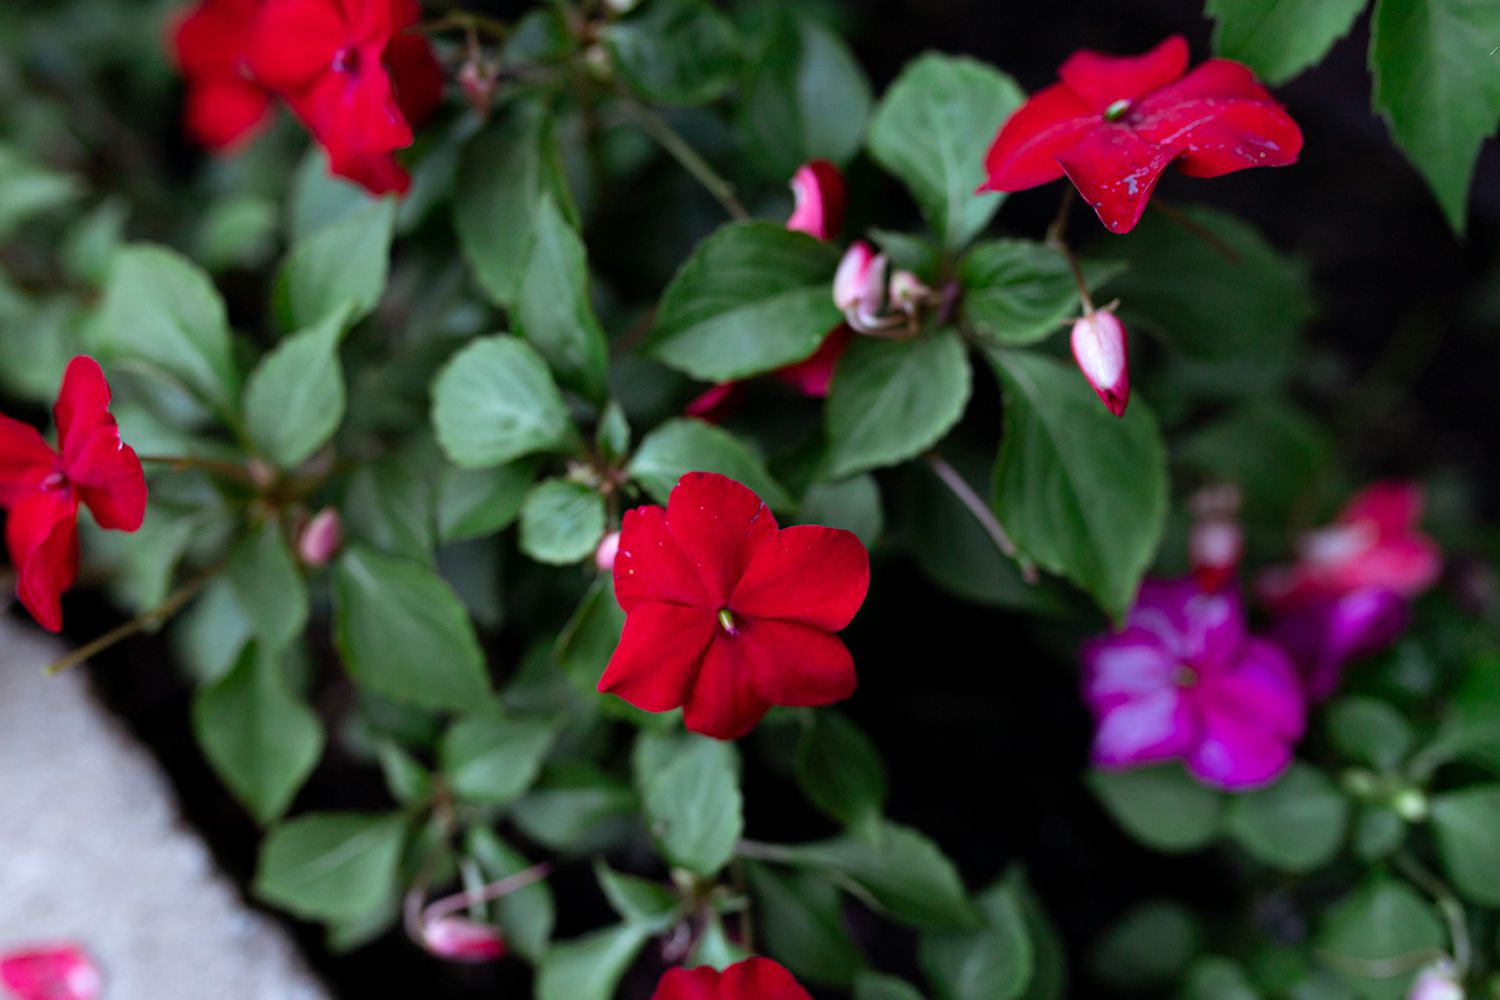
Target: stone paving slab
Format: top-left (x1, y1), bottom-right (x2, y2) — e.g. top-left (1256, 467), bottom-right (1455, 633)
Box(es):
top-left (0, 618), bottom-right (331, 1000)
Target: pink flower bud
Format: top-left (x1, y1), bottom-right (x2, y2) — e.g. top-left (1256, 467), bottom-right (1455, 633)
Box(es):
top-left (1408, 963), bottom-right (1463, 1000)
top-left (421, 917), bottom-right (508, 964)
top-left (0, 943), bottom-right (102, 1000)
top-left (1190, 519), bottom-right (1244, 592)
top-left (1070, 311), bottom-right (1129, 417)
top-left (596, 530), bottom-right (621, 573)
top-left (834, 242), bottom-right (889, 331)
top-left (889, 269), bottom-right (930, 316)
top-left (298, 507), bottom-right (344, 567)
top-left (458, 62), bottom-right (498, 117)
top-left (786, 161), bottom-right (846, 242)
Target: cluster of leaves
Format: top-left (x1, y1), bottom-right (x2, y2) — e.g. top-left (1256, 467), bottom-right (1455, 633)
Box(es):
top-left (1, 1), bottom-right (1498, 998)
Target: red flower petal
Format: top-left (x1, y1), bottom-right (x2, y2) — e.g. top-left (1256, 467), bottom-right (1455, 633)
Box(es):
top-left (1130, 60), bottom-right (1302, 179)
top-left (1340, 480), bottom-right (1424, 536)
top-left (773, 326), bottom-right (852, 398)
top-left (683, 635), bottom-right (774, 739)
top-left (736, 617), bottom-right (857, 708)
top-left (6, 489), bottom-right (81, 633)
top-left (597, 602), bottom-right (718, 712)
top-left (64, 426), bottom-right (147, 533)
top-left (981, 83), bottom-right (1096, 192)
top-left (1056, 125), bottom-right (1175, 234)
top-left (663, 473), bottom-right (778, 609)
top-left (389, 33), bottom-right (445, 129)
top-left (786, 161), bottom-right (846, 242)
top-left (171, 0), bottom-right (261, 78)
top-left (719, 958), bottom-right (815, 1000)
top-left (1057, 35), bottom-right (1189, 112)
top-left (185, 79), bottom-right (275, 150)
top-left (614, 505), bottom-right (718, 613)
top-left (0, 943), bottom-right (102, 1000)
top-left (291, 56), bottom-right (413, 165)
top-left (730, 524), bottom-right (869, 631)
top-left (247, 0), bottom-right (349, 93)
top-left (684, 382), bottom-right (747, 423)
top-left (53, 356), bottom-right (114, 450)
top-left (653, 966), bottom-right (720, 1000)
top-left (324, 147), bottom-right (413, 195)
top-left (0, 414), bottom-right (58, 506)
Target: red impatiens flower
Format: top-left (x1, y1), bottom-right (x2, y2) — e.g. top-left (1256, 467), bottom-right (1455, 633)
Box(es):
top-left (981, 35), bottom-right (1302, 233)
top-left (0, 943), bottom-right (102, 1000)
top-left (599, 473), bottom-right (869, 740)
top-left (652, 958), bottom-right (812, 1000)
top-left (0, 357), bottom-right (146, 633)
top-left (247, 0), bottom-right (443, 195)
top-left (170, 0), bottom-right (274, 151)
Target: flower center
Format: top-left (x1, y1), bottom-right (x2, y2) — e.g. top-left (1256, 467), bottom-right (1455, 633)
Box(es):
top-left (1104, 98), bottom-right (1132, 122)
top-left (716, 608), bottom-right (738, 635)
top-left (1173, 664), bottom-right (1199, 688)
top-left (41, 470), bottom-right (68, 492)
top-left (332, 46), bottom-right (362, 75)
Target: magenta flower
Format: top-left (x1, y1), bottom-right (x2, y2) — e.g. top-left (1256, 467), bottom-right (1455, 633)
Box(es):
top-left (0, 943), bottom-right (102, 1000)
top-left (1083, 578), bottom-right (1306, 789)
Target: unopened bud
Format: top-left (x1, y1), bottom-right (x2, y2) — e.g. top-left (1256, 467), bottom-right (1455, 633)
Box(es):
top-left (1070, 310), bottom-right (1129, 417)
top-left (889, 269), bottom-right (930, 316)
top-left (833, 241), bottom-right (890, 333)
top-left (786, 161), bottom-right (846, 242)
top-left (421, 917), bottom-right (507, 964)
top-left (458, 62), bottom-right (498, 117)
top-left (1190, 519), bottom-right (1244, 592)
top-left (596, 531), bottom-right (621, 573)
top-left (1409, 961), bottom-right (1464, 1000)
top-left (298, 507), bottom-right (344, 567)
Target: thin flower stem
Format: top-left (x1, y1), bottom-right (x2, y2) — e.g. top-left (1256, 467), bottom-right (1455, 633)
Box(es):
top-left (421, 863), bottom-right (552, 924)
top-left (1150, 200), bottom-right (1241, 265)
top-left (1043, 188), bottom-right (1096, 313)
top-left (622, 97), bottom-right (751, 222)
top-left (1395, 849), bottom-right (1472, 976)
top-left (924, 451), bottom-right (1038, 583)
top-left (415, 11), bottom-right (509, 41)
top-left (138, 454), bottom-right (254, 483)
top-left (46, 568), bottom-right (216, 675)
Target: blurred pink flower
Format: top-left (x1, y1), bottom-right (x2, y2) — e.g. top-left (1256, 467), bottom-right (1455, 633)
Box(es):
top-left (421, 917), bottom-right (507, 964)
top-left (0, 943), bottom-right (102, 1000)
top-left (1083, 578), bottom-right (1305, 789)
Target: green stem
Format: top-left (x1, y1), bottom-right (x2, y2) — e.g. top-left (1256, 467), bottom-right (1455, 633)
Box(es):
top-left (924, 451), bottom-right (1037, 583)
top-left (138, 454), bottom-right (255, 483)
top-left (622, 97), bottom-right (750, 222)
top-left (46, 568), bottom-right (216, 675)
top-left (1395, 849), bottom-right (1471, 976)
top-left (416, 11), bottom-right (509, 41)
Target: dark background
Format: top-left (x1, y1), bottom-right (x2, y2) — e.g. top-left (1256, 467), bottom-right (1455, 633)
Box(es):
top-left (34, 0), bottom-right (1500, 997)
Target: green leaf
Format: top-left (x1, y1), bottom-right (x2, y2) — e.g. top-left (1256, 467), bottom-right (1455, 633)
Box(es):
top-left (748, 864), bottom-right (865, 987)
top-left (1224, 763), bottom-right (1349, 872)
top-left (97, 245), bottom-right (239, 414)
top-left (641, 735), bottom-right (744, 877)
top-left (332, 545), bottom-right (491, 710)
top-left (192, 644), bottom-right (324, 825)
top-left (1011, 871), bottom-right (1067, 1000)
top-left (1431, 786), bottom-right (1500, 905)
top-left (603, 0), bottom-right (740, 106)
top-left (515, 193), bottom-right (609, 401)
top-left (0, 145), bottom-right (81, 240)
top-left (519, 479), bottom-right (607, 566)
top-left (856, 973), bottom-right (928, 1000)
top-left (778, 820), bottom-right (980, 930)
top-left (737, 14), bottom-right (872, 178)
top-left (796, 711), bottom-right (886, 830)
top-left (438, 459), bottom-right (540, 543)
top-left (920, 879), bottom-right (1034, 1000)
top-left (1088, 765), bottom-right (1222, 852)
top-left (225, 520), bottom-right (308, 653)
top-left (343, 444), bottom-right (440, 564)
top-left (960, 241), bottom-right (1114, 347)
top-left (1353, 806), bottom-right (1407, 861)
top-left (275, 198), bottom-right (395, 330)
top-left (989, 350), bottom-right (1167, 618)
top-left (467, 827), bottom-right (555, 963)
top-left (1207, 0), bottom-right (1367, 84)
top-left (826, 329), bottom-right (972, 478)
top-left (374, 740), bottom-right (432, 806)
top-left (455, 101), bottom-right (574, 308)
top-left (867, 53), bottom-right (1024, 248)
top-left (555, 576), bottom-right (627, 687)
top-left (799, 474), bottom-right (884, 548)
top-left (243, 305), bottom-right (350, 469)
top-left (629, 417), bottom-right (794, 510)
top-left (254, 812), bottom-right (408, 923)
top-left (1371, 0), bottom-right (1500, 232)
top-left (1316, 877), bottom-right (1444, 1000)
top-left (535, 923), bottom-right (654, 1000)
top-left (1327, 697), bottom-right (1415, 770)
top-left (440, 713), bottom-right (559, 806)
top-left (1177, 402), bottom-right (1332, 531)
top-left (1090, 900), bottom-right (1201, 991)
top-left (1096, 207), bottom-right (1313, 360)
top-left (431, 336), bottom-right (576, 469)
top-left (646, 222), bottom-right (843, 381)
top-left (594, 862), bottom-right (682, 929)
top-left (511, 766), bottom-right (637, 853)
top-left (1183, 958), bottom-right (1260, 1000)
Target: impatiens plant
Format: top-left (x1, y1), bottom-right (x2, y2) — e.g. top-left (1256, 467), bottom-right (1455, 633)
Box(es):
top-left (4, 1), bottom-right (1500, 998)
